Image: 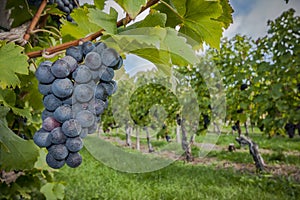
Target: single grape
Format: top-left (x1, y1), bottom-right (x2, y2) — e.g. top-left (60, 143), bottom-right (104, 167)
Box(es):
top-left (99, 66), bottom-right (114, 82)
top-left (50, 127), bottom-right (67, 144)
top-left (89, 98), bottom-right (107, 115)
top-left (72, 65), bottom-right (92, 83)
top-left (76, 110), bottom-right (95, 128)
top-left (51, 59), bottom-right (72, 78)
top-left (85, 52), bottom-right (101, 70)
top-left (94, 83), bottom-right (107, 100)
top-left (54, 104), bottom-right (72, 123)
top-left (74, 84), bottom-right (94, 103)
top-left (46, 153), bottom-right (65, 169)
top-left (101, 48), bottom-right (120, 67)
top-left (62, 119), bottom-right (82, 137)
top-left (42, 109), bottom-right (54, 121)
top-left (101, 81), bottom-right (115, 96)
top-left (66, 137), bottom-right (83, 152)
top-left (82, 41), bottom-right (96, 56)
top-left (48, 144), bottom-right (69, 160)
top-left (110, 56), bottom-right (123, 70)
top-left (66, 45), bottom-right (83, 62)
top-left (35, 61), bottom-right (55, 84)
top-left (52, 78), bottom-right (74, 99)
top-left (42, 116), bottom-right (61, 131)
top-left (33, 129), bottom-right (52, 148)
top-left (61, 55), bottom-right (78, 72)
top-left (66, 152), bottom-right (82, 168)
top-left (38, 83), bottom-right (52, 95)
top-left (43, 94), bottom-right (62, 111)
top-left (92, 42), bottom-right (107, 55)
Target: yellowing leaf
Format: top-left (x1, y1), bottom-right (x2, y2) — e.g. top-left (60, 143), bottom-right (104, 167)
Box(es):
top-left (0, 42), bottom-right (29, 88)
top-left (115, 0), bottom-right (147, 19)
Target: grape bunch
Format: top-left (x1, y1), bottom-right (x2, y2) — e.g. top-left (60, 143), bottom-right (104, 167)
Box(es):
top-left (33, 41), bottom-right (123, 168)
top-left (27, 0), bottom-right (79, 22)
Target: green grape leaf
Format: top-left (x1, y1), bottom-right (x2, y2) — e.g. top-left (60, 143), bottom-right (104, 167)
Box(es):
top-left (107, 27), bottom-right (198, 75)
top-left (88, 7), bottom-right (118, 34)
top-left (124, 11), bottom-right (167, 30)
top-left (61, 7), bottom-right (101, 40)
top-left (94, 0), bottom-right (107, 10)
top-left (215, 0), bottom-right (234, 29)
top-left (0, 121), bottom-right (39, 170)
top-left (154, 0), bottom-right (233, 49)
top-left (0, 89), bottom-right (32, 121)
top-left (115, 0), bottom-right (147, 19)
top-left (0, 42), bottom-right (29, 89)
top-left (40, 183), bottom-right (65, 200)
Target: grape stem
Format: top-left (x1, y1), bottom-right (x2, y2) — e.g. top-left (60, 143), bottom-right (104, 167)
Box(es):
top-left (26, 0), bottom-right (160, 58)
top-left (23, 0), bottom-right (48, 43)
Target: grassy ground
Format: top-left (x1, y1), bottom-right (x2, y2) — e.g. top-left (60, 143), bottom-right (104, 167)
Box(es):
top-left (55, 148), bottom-right (300, 200)
top-left (54, 127), bottom-right (300, 200)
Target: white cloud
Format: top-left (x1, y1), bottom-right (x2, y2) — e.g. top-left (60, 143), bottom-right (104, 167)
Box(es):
top-left (223, 0), bottom-right (300, 39)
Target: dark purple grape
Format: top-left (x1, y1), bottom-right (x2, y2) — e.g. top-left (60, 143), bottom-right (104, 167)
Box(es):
top-left (42, 117), bottom-right (61, 131)
top-left (52, 78), bottom-right (73, 99)
top-left (48, 144), bottom-right (69, 160)
top-left (85, 52), bottom-right (101, 70)
top-left (35, 61), bottom-right (55, 84)
top-left (51, 59), bottom-right (72, 78)
top-left (74, 84), bottom-right (94, 103)
top-left (33, 129), bottom-right (52, 148)
top-left (46, 153), bottom-right (65, 169)
top-left (66, 45), bottom-right (83, 62)
top-left (92, 42), bottom-right (107, 55)
top-left (95, 83), bottom-right (107, 100)
top-left (66, 152), bottom-right (82, 168)
top-left (50, 127), bottom-right (67, 144)
top-left (53, 104), bottom-right (72, 123)
top-left (82, 41), bottom-right (96, 56)
top-left (76, 110), bottom-right (95, 128)
top-left (101, 48), bottom-right (120, 67)
top-left (43, 94), bottom-right (62, 111)
top-left (72, 65), bottom-right (92, 83)
top-left (66, 137), bottom-right (83, 152)
top-left (61, 55), bottom-right (78, 72)
top-left (62, 119), bottom-right (82, 137)
top-left (99, 66), bottom-right (114, 82)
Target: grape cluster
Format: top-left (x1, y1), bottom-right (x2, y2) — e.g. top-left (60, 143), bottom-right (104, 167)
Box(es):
top-left (27, 0), bottom-right (79, 22)
top-left (33, 41), bottom-right (123, 168)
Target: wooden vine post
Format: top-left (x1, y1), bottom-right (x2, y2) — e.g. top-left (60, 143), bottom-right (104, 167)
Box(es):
top-left (236, 135), bottom-right (265, 172)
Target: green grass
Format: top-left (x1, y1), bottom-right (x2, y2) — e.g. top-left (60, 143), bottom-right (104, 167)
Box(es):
top-left (55, 148), bottom-right (300, 200)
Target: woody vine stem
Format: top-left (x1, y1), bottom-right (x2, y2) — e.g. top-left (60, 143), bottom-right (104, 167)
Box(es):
top-left (26, 0), bottom-right (160, 59)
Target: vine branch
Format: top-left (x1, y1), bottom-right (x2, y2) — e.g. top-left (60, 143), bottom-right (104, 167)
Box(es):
top-left (26, 0), bottom-right (160, 58)
top-left (23, 0), bottom-right (48, 42)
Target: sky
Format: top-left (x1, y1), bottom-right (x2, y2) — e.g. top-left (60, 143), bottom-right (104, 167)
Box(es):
top-left (223, 0), bottom-right (300, 39)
